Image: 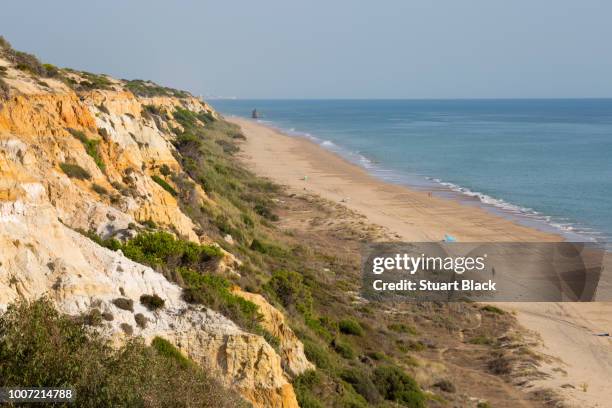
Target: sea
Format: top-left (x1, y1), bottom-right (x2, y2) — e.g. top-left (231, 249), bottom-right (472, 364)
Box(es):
top-left (211, 99), bottom-right (612, 243)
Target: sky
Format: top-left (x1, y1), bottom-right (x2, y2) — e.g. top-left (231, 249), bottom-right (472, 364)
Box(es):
top-left (2, 0), bottom-right (611, 99)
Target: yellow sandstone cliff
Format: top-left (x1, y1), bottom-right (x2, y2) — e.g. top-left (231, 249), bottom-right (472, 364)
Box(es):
top-left (0, 51), bottom-right (307, 408)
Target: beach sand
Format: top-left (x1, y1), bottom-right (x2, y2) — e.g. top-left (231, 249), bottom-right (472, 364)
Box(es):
top-left (230, 117), bottom-right (612, 406)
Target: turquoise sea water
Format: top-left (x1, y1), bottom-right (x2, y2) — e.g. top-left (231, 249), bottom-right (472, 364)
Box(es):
top-left (211, 99), bottom-right (612, 242)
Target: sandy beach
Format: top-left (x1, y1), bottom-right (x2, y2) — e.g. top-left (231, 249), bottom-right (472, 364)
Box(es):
top-left (231, 117), bottom-right (612, 407)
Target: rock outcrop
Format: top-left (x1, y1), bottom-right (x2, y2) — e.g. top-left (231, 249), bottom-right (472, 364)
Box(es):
top-left (234, 288), bottom-right (315, 377)
top-left (0, 50), bottom-right (304, 408)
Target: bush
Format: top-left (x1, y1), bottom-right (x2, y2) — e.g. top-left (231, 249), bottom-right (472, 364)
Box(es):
top-left (125, 79), bottom-right (191, 98)
top-left (181, 269), bottom-right (262, 332)
top-left (293, 370), bottom-right (324, 408)
top-left (481, 305), bottom-right (505, 315)
top-left (151, 336), bottom-right (193, 369)
top-left (372, 366), bottom-right (426, 408)
top-left (93, 231), bottom-right (223, 271)
top-left (120, 323), bottom-right (134, 335)
top-left (112, 297), bottom-right (134, 312)
top-left (134, 313), bottom-right (148, 329)
top-left (266, 270), bottom-right (313, 317)
top-left (0, 299), bottom-right (245, 407)
top-left (332, 339), bottom-right (355, 359)
top-left (92, 183), bottom-right (108, 195)
top-left (341, 369), bottom-right (382, 404)
top-left (339, 319), bottom-right (364, 336)
top-left (152, 175), bottom-right (178, 196)
top-left (433, 379), bottom-right (456, 393)
top-left (0, 78), bottom-right (10, 100)
top-left (249, 238), bottom-right (285, 256)
top-left (303, 339), bottom-right (332, 369)
top-left (388, 323), bottom-right (418, 335)
top-left (160, 164), bottom-right (172, 176)
top-left (81, 308), bottom-right (103, 326)
top-left (60, 162), bottom-right (91, 180)
top-left (70, 71), bottom-right (113, 91)
top-left (66, 128), bottom-right (106, 171)
top-left (140, 294), bottom-right (165, 311)
top-left (469, 335), bottom-right (495, 346)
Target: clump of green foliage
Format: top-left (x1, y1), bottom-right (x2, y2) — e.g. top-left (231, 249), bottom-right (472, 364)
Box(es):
top-left (388, 323), bottom-right (418, 335)
top-left (62, 69), bottom-right (114, 91)
top-left (140, 294), bottom-right (165, 311)
top-left (0, 77), bottom-right (10, 100)
top-left (151, 336), bottom-right (193, 368)
top-left (0, 36), bottom-right (50, 77)
top-left (372, 366), bottom-right (426, 408)
top-left (88, 231), bottom-right (263, 333)
top-left (332, 339), bottom-right (355, 359)
top-left (112, 297), bottom-right (134, 312)
top-left (60, 162), bottom-right (91, 180)
top-left (67, 128), bottom-right (105, 171)
top-left (125, 79), bottom-right (191, 98)
top-left (92, 183), bottom-right (109, 195)
top-left (152, 175), bottom-right (177, 196)
top-left (481, 305), bottom-right (505, 315)
top-left (293, 370), bottom-right (325, 408)
top-left (338, 318), bottom-right (364, 336)
top-left (0, 299), bottom-right (246, 407)
top-left (90, 231), bottom-right (223, 271)
top-left (181, 268), bottom-right (262, 332)
top-left (265, 270), bottom-right (313, 317)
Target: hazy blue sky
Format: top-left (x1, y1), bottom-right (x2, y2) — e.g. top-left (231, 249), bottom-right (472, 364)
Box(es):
top-left (2, 0), bottom-right (611, 98)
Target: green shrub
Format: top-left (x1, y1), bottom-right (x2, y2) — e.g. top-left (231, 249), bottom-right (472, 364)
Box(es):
top-left (92, 183), bottom-right (108, 195)
top-left (367, 351), bottom-right (387, 361)
top-left (11, 51), bottom-right (46, 76)
top-left (112, 297), bottom-right (134, 312)
top-left (303, 339), bottom-right (333, 369)
top-left (140, 294), bottom-right (165, 311)
top-left (0, 78), bottom-right (11, 99)
top-left (125, 79), bottom-right (190, 98)
top-left (180, 268), bottom-right (262, 332)
top-left (160, 163), bottom-right (172, 176)
top-left (0, 299), bottom-right (245, 407)
top-left (67, 128), bottom-right (105, 171)
top-left (266, 270), bottom-right (313, 316)
top-left (469, 335), bottom-right (495, 346)
top-left (388, 323), bottom-right (418, 335)
top-left (340, 369), bottom-right (382, 404)
top-left (481, 305), bottom-right (505, 315)
top-left (293, 370), bottom-right (325, 408)
top-left (72, 71), bottom-right (113, 90)
top-left (60, 162), bottom-right (91, 180)
top-left (433, 379), bottom-right (456, 393)
top-left (81, 308), bottom-right (103, 326)
top-left (151, 336), bottom-right (193, 369)
top-left (372, 366), bottom-right (426, 408)
top-left (332, 339), bottom-right (355, 359)
top-left (120, 323), bottom-right (134, 335)
top-left (152, 175), bottom-right (177, 196)
top-left (339, 319), bottom-right (364, 336)
top-left (134, 313), bottom-right (148, 329)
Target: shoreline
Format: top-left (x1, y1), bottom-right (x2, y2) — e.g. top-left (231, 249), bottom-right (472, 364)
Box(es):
top-left (230, 116), bottom-right (612, 407)
top-left (230, 116), bottom-right (560, 243)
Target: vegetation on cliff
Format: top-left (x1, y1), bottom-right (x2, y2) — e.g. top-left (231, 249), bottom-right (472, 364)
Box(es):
top-left (0, 299), bottom-right (246, 407)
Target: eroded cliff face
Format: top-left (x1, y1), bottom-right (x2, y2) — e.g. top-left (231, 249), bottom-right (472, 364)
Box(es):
top-left (0, 54), bottom-right (305, 408)
top-left (234, 288), bottom-right (315, 377)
